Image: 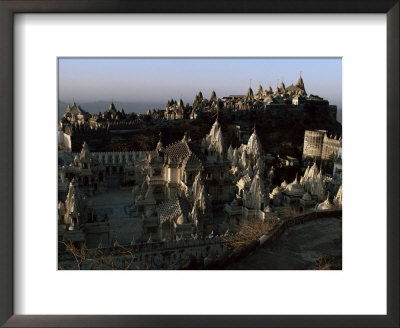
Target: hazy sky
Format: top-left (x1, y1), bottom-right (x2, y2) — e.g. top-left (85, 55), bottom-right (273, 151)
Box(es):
top-left (58, 58), bottom-right (342, 108)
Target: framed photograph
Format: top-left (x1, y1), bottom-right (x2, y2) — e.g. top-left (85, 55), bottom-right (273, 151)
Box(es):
top-left (1, 1), bottom-right (398, 327)
top-left (56, 56), bottom-right (343, 271)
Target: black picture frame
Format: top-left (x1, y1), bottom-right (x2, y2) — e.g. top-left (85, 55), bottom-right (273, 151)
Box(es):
top-left (0, 1), bottom-right (398, 327)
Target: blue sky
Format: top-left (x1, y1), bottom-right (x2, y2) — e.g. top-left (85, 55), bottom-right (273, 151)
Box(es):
top-left (58, 58), bottom-right (342, 108)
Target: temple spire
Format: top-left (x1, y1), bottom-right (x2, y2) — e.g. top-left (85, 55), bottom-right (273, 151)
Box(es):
top-left (156, 131), bottom-right (164, 152)
top-left (182, 131), bottom-right (188, 142)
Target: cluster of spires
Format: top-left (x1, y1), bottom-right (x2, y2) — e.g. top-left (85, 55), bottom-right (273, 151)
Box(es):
top-left (64, 74), bottom-right (308, 126)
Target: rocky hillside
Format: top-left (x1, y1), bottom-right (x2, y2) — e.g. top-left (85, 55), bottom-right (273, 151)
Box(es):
top-left (106, 106), bottom-right (342, 160)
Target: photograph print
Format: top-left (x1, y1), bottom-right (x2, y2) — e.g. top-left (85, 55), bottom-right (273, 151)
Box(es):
top-left (57, 58), bottom-right (342, 270)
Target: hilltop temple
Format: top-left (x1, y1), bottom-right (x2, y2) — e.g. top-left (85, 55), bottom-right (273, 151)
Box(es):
top-left (58, 76), bottom-right (338, 152)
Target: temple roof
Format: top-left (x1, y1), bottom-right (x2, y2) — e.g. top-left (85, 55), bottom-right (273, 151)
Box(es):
top-left (108, 102), bottom-right (117, 113)
top-left (240, 149), bottom-right (249, 169)
top-left (296, 76), bottom-right (305, 89)
top-left (210, 90), bottom-right (217, 102)
top-left (285, 175), bottom-right (304, 196)
top-left (246, 172), bottom-right (265, 209)
top-left (192, 173), bottom-right (211, 215)
top-left (182, 152), bottom-right (202, 171)
top-left (165, 140), bottom-right (191, 161)
top-left (315, 193), bottom-right (334, 211)
top-left (204, 119), bottom-right (225, 155)
top-left (286, 84), bottom-right (302, 92)
top-left (271, 186), bottom-right (281, 196)
top-left (247, 129), bottom-right (262, 158)
top-left (65, 179), bottom-right (85, 217)
top-left (237, 173), bottom-right (251, 189)
top-left (164, 139), bottom-right (206, 166)
top-left (66, 102), bottom-right (91, 117)
top-left (304, 162), bottom-right (318, 181)
top-left (333, 185), bottom-right (342, 207)
top-left (245, 87), bottom-right (254, 99)
top-left (158, 196), bottom-right (191, 224)
top-left (264, 95), bottom-right (274, 103)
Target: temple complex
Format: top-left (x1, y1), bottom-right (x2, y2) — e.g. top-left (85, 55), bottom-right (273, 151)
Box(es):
top-left (58, 76), bottom-right (338, 152)
top-left (58, 114), bottom-right (342, 252)
top-left (57, 74), bottom-right (342, 269)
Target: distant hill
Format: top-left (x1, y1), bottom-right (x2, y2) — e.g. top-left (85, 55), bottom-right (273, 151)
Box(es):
top-left (58, 100), bottom-right (166, 119)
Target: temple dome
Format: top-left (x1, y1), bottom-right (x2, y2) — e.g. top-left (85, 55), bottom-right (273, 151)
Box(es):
top-left (285, 176), bottom-right (304, 197)
top-left (280, 180), bottom-right (288, 189)
top-left (264, 205), bottom-right (272, 213)
top-left (271, 186), bottom-right (281, 196)
top-left (315, 193), bottom-right (334, 211)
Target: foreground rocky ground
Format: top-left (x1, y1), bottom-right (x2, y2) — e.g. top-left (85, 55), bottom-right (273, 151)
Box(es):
top-left (228, 217), bottom-right (342, 270)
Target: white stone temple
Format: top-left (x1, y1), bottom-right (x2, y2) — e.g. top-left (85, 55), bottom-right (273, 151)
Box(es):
top-left (58, 114), bottom-right (342, 250)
